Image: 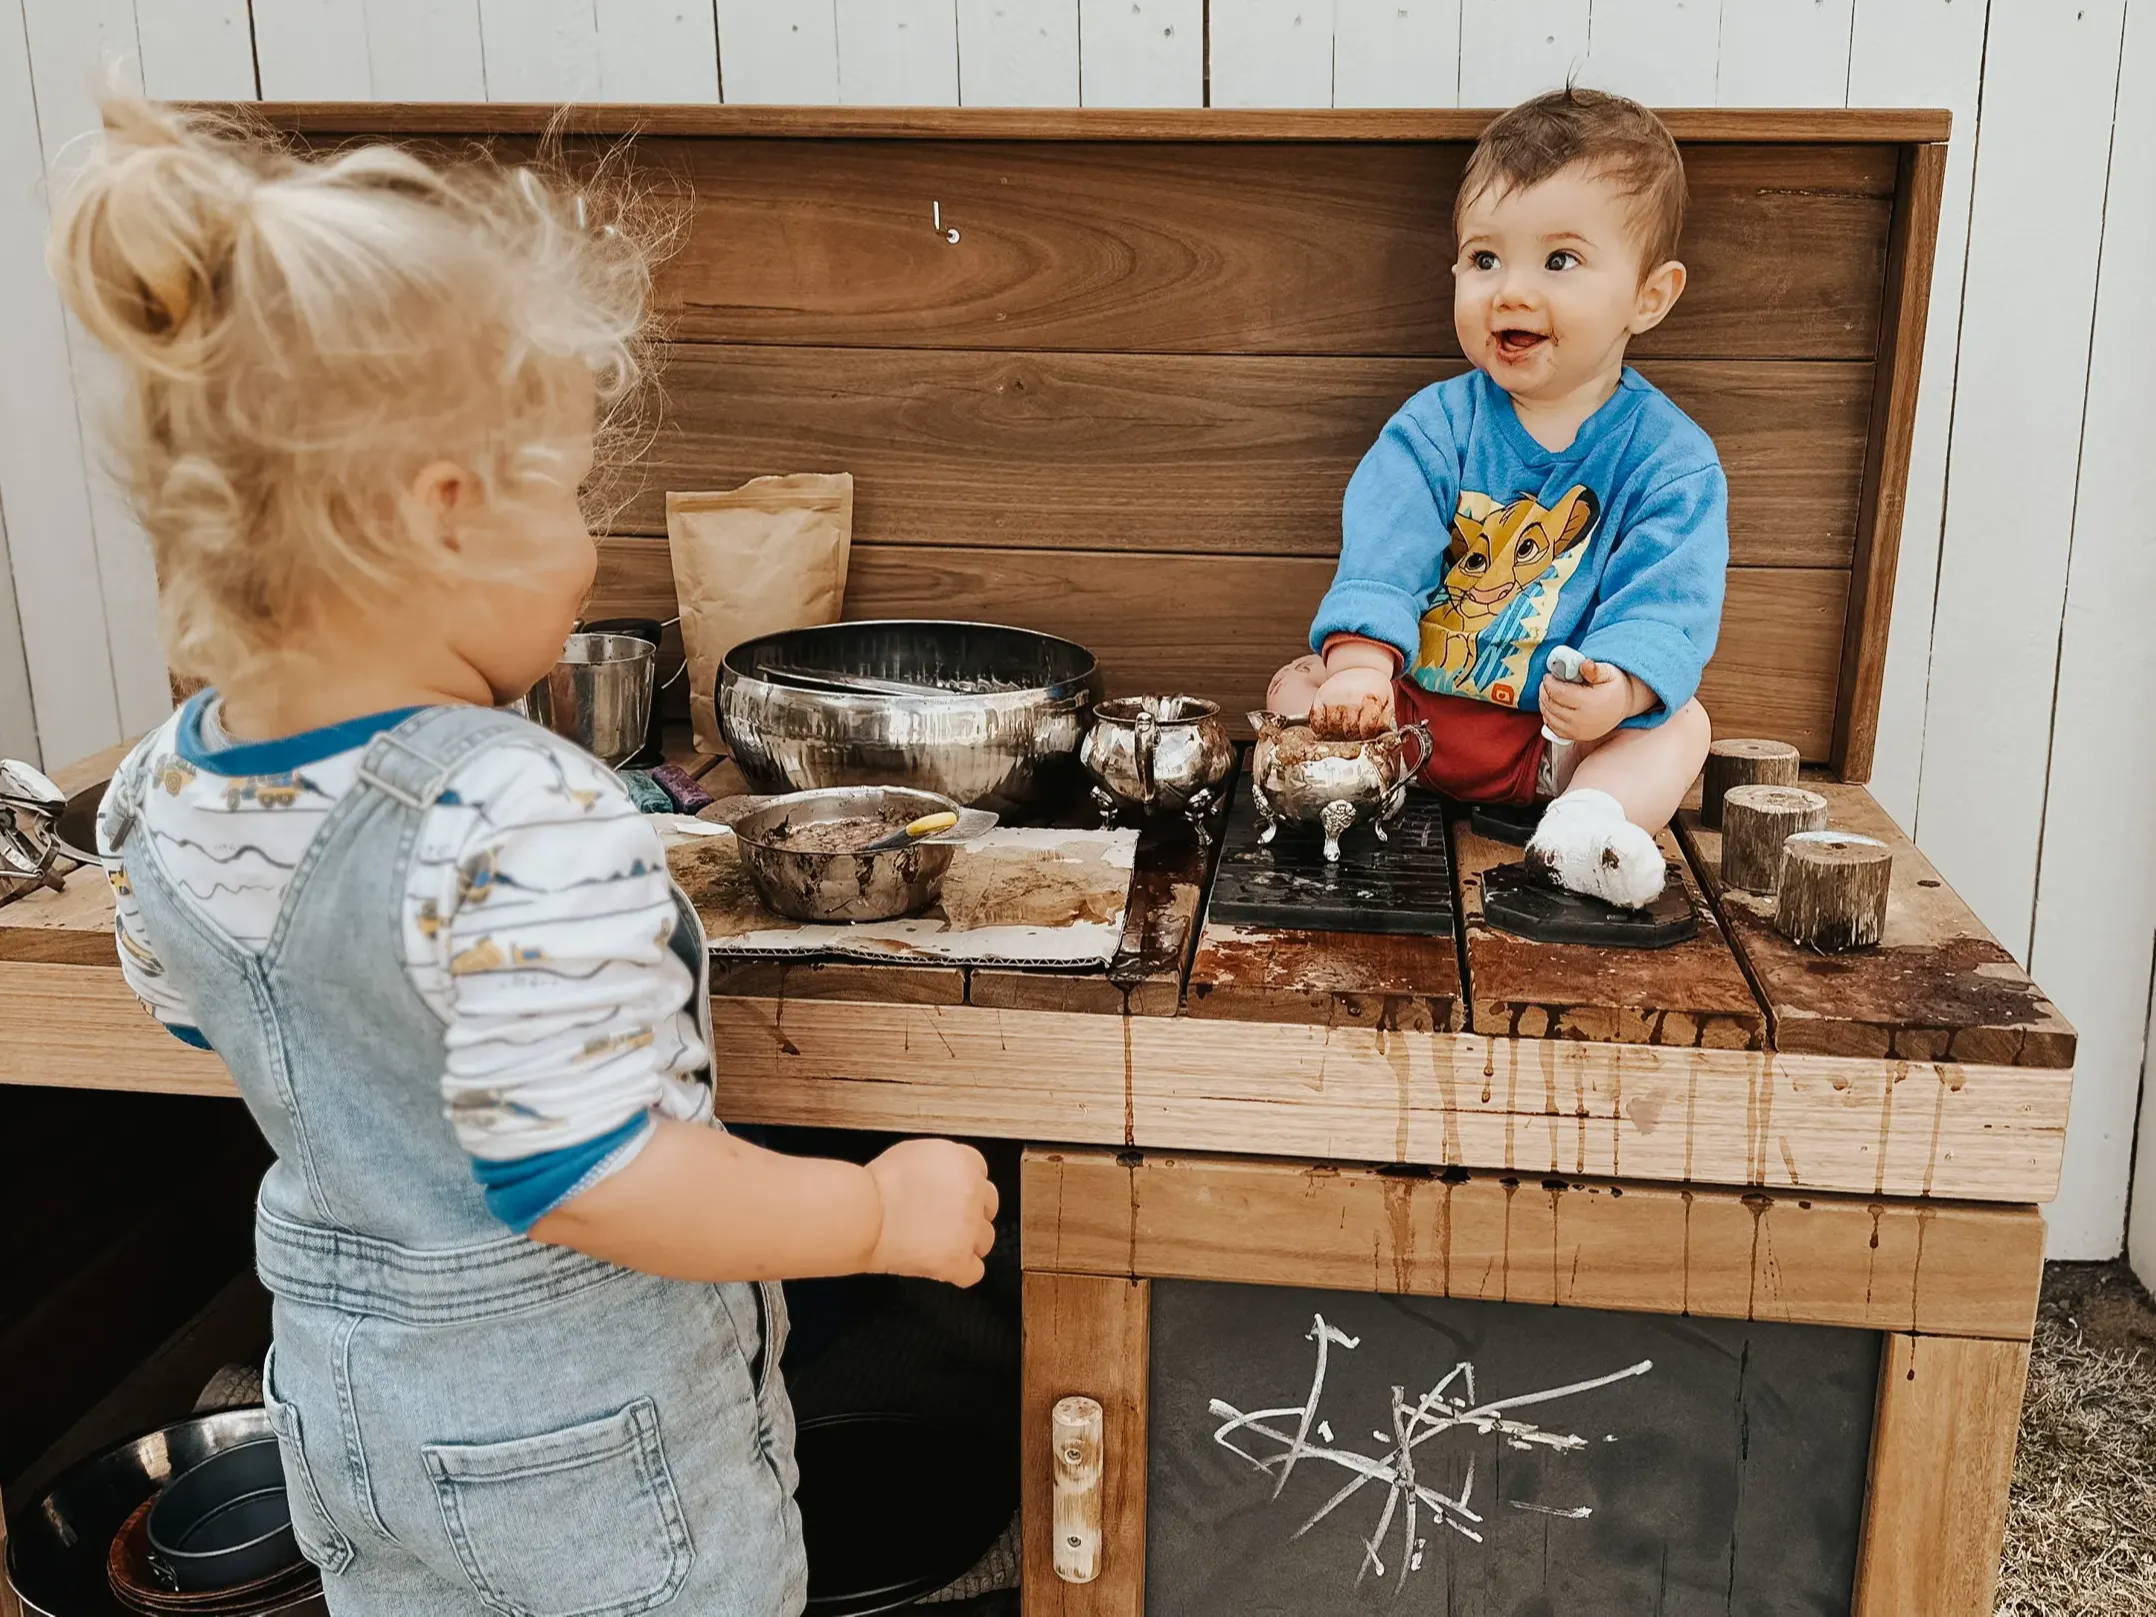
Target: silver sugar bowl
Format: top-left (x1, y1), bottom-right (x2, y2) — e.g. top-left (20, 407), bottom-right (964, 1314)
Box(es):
top-left (1080, 695), bottom-right (1235, 844)
top-left (1246, 710), bottom-right (1434, 862)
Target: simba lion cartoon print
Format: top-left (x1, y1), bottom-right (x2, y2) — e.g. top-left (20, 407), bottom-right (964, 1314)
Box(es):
top-left (1415, 484), bottom-right (1599, 705)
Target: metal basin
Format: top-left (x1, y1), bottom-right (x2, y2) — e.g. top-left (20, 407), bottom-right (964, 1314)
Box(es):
top-left (710, 786), bottom-right (997, 923)
top-left (717, 622), bottom-right (1096, 812)
top-left (7, 1409), bottom-right (327, 1617)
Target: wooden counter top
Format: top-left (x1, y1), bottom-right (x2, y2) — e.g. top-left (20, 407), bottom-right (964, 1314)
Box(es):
top-left (0, 747), bottom-right (2074, 1207)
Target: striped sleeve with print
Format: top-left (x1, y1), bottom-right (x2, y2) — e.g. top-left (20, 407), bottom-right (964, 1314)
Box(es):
top-left (403, 732), bottom-right (714, 1232)
top-left (96, 717), bottom-right (211, 1049)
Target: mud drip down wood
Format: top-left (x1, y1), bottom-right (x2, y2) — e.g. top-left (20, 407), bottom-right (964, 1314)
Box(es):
top-left (1206, 785), bottom-right (1455, 935)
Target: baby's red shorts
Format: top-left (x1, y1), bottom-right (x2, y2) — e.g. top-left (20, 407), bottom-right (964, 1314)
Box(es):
top-left (1393, 682), bottom-right (1547, 805)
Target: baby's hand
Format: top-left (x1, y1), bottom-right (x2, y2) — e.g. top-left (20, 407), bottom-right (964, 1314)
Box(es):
top-left (866, 1139), bottom-right (998, 1287)
top-left (1310, 666), bottom-right (1395, 741)
top-left (1538, 657), bottom-right (1635, 743)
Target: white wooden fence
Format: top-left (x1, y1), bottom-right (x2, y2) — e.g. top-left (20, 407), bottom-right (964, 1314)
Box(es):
top-left (2, 0), bottom-right (2152, 1270)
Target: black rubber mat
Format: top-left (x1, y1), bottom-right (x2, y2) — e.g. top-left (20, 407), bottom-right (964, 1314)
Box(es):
top-left (1479, 859), bottom-right (1699, 948)
top-left (1205, 776), bottom-right (1456, 936)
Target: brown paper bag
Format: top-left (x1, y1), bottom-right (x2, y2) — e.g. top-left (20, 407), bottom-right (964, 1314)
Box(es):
top-left (668, 474), bottom-right (854, 754)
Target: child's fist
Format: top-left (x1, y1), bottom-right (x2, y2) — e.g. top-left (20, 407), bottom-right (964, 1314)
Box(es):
top-left (1538, 657), bottom-right (1634, 743)
top-left (866, 1139), bottom-right (998, 1287)
top-left (1310, 666), bottom-right (1396, 741)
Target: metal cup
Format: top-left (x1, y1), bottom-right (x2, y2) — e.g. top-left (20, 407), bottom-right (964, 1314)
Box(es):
top-left (510, 632), bottom-right (656, 767)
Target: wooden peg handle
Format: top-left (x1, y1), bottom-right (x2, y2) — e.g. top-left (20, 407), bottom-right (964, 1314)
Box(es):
top-left (1052, 1395), bottom-right (1105, 1584)
top-left (1775, 831), bottom-right (1893, 951)
top-left (1700, 738), bottom-right (1801, 829)
top-left (1720, 784), bottom-right (1829, 893)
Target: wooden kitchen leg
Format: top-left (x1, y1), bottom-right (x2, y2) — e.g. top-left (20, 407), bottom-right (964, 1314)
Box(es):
top-left (1022, 1272), bottom-right (1149, 1617)
top-left (1, 1480), bottom-right (21, 1617)
top-left (1853, 1332), bottom-right (2031, 1616)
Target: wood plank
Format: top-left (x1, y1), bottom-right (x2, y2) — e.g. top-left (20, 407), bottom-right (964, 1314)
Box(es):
top-left (1675, 783), bottom-right (2076, 1066)
top-left (1717, 0), bottom-right (1857, 107)
top-left (1331, 0), bottom-right (1462, 109)
top-left (1208, 0), bottom-right (1338, 107)
top-left (1452, 813), bottom-right (1767, 1049)
top-left (591, 544), bottom-right (1851, 759)
top-left (1076, 0), bottom-right (1203, 108)
top-left (1021, 1272), bottom-right (1147, 1617)
top-left (956, 0), bottom-right (1079, 106)
top-left (1853, 1334), bottom-right (2029, 1617)
top-left (626, 347), bottom-right (1873, 569)
top-left (834, 0), bottom-right (961, 106)
top-left (1021, 1148), bottom-right (2046, 1341)
top-left (2036, 1), bottom-right (2156, 1264)
top-left (1, 975), bottom-right (2073, 1202)
top-left (1184, 922), bottom-right (1466, 1032)
top-left (244, 102), bottom-right (1957, 143)
top-left (1835, 141), bottom-right (1947, 781)
top-left (1580, 0), bottom-right (1720, 105)
top-left (626, 138), bottom-right (1892, 359)
top-left (1458, 0), bottom-right (1588, 104)
top-left (714, 0), bottom-right (842, 103)
top-left (1915, 1), bottom-right (2128, 962)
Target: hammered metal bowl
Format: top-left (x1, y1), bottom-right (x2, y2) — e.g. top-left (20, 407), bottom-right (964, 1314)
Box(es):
top-left (717, 622), bottom-right (1097, 812)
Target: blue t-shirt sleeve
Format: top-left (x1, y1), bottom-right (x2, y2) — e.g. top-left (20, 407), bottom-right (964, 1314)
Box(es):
top-left (1575, 462), bottom-right (1728, 725)
top-left (1310, 405), bottom-right (1460, 665)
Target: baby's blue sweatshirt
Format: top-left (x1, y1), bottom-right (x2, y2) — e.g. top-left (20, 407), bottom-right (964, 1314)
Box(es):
top-left (1310, 366), bottom-right (1728, 727)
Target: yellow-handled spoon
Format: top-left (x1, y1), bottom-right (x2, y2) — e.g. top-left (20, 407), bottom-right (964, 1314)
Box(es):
top-left (860, 811), bottom-right (961, 853)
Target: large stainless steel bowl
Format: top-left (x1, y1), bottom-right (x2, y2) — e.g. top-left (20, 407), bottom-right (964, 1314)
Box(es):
top-left (718, 622), bottom-right (1097, 812)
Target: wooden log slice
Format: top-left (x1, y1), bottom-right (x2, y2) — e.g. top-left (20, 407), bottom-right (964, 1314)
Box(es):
top-left (1775, 831), bottom-right (1893, 951)
top-left (1701, 737), bottom-right (1802, 828)
top-left (1720, 784), bottom-right (1829, 893)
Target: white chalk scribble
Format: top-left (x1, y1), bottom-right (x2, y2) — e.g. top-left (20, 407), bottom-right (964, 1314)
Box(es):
top-left (1207, 1314), bottom-right (1652, 1587)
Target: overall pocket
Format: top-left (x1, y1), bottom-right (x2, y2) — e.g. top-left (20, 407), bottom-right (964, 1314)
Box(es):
top-left (261, 1347), bottom-right (357, 1575)
top-left (422, 1397), bottom-right (692, 1617)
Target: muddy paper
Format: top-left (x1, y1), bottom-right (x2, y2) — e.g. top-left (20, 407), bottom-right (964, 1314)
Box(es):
top-left (659, 822), bottom-right (1139, 968)
top-left (667, 474), bottom-right (854, 754)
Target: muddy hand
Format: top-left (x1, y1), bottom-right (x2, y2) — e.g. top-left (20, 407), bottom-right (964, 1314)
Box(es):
top-left (1309, 666), bottom-right (1395, 742)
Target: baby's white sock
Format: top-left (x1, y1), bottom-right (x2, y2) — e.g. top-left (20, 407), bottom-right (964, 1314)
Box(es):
top-left (1524, 788), bottom-right (1667, 910)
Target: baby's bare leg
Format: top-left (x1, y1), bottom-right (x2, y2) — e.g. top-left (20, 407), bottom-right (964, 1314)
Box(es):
top-left (1266, 653), bottom-right (1329, 718)
top-left (1564, 699), bottom-right (1712, 831)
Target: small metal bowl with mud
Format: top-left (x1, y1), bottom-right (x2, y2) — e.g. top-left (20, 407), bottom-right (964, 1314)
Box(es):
top-left (707, 786), bottom-right (999, 923)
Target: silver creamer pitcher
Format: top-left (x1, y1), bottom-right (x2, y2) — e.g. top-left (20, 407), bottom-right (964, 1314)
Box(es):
top-left (1081, 695), bottom-right (1236, 844)
top-left (1245, 711), bottom-right (1433, 863)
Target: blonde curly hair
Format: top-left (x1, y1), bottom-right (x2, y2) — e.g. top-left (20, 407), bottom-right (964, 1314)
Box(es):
top-left (48, 97), bottom-right (657, 687)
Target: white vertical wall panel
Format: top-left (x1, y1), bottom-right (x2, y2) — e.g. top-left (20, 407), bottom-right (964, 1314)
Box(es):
top-left (1209, 0), bottom-right (1336, 107)
top-left (1582, 0), bottom-right (1719, 104)
top-left (836, 0), bottom-right (958, 104)
top-left (136, 0), bottom-right (259, 97)
top-left (716, 0), bottom-right (841, 100)
top-left (365, 0), bottom-right (488, 98)
top-left (253, 0), bottom-right (374, 96)
top-left (1716, 0), bottom-right (1854, 104)
top-left (0, 502), bottom-right (36, 764)
top-left (1457, 0), bottom-right (1587, 104)
top-left (1848, 0), bottom-right (1988, 833)
top-left (2033, 0), bottom-right (2155, 1261)
top-left (593, 0), bottom-right (720, 101)
top-left (1332, 0), bottom-right (1460, 107)
top-left (481, 0), bottom-right (600, 100)
top-left (1077, 0), bottom-right (1201, 105)
top-left (18, 1), bottom-right (167, 744)
top-left (957, 0), bottom-right (1078, 104)
top-left (1919, 0), bottom-right (2124, 963)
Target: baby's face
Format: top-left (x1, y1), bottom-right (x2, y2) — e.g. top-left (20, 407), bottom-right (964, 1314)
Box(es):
top-left (1452, 163), bottom-right (1678, 404)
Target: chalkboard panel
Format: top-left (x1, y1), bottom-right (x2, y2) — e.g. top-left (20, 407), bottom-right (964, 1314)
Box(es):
top-left (1147, 1281), bottom-right (1879, 1615)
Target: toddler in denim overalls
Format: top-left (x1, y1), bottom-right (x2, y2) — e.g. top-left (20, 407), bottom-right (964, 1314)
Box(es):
top-left (57, 97), bottom-right (997, 1616)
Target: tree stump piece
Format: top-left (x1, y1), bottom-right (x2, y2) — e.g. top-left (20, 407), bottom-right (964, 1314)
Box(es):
top-left (1775, 831), bottom-right (1893, 951)
top-left (1721, 784), bottom-right (1829, 893)
top-left (1701, 738), bottom-right (1801, 829)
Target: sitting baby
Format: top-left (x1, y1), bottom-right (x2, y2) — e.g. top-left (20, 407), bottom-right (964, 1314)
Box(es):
top-left (1271, 86), bottom-right (1723, 909)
